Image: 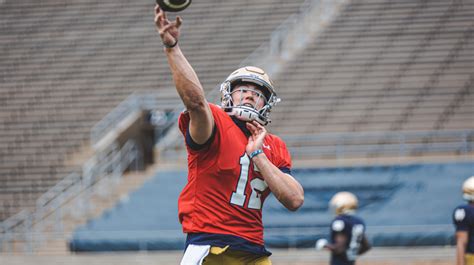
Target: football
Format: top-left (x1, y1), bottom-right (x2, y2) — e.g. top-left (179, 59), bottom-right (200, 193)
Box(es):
top-left (156, 0), bottom-right (192, 12)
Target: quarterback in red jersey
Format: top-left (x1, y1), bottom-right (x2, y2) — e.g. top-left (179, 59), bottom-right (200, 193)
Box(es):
top-left (154, 4), bottom-right (304, 265)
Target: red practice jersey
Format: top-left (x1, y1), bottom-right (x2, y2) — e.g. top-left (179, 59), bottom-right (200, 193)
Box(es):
top-left (177, 103), bottom-right (292, 245)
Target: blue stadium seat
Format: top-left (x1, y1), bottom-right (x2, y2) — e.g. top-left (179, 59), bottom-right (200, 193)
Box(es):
top-left (70, 161), bottom-right (474, 251)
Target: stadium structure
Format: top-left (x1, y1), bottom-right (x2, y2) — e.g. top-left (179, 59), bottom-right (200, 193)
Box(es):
top-left (0, 0), bottom-right (473, 263)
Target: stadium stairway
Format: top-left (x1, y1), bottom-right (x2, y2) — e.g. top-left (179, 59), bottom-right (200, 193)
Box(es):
top-left (25, 164), bottom-right (160, 255)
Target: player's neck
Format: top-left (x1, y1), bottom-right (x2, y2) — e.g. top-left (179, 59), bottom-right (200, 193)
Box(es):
top-left (231, 116), bottom-right (251, 137)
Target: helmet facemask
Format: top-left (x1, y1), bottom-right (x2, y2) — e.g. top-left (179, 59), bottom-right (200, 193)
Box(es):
top-left (220, 66), bottom-right (280, 126)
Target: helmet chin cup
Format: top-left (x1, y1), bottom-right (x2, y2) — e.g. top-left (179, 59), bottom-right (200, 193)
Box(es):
top-left (230, 105), bottom-right (267, 125)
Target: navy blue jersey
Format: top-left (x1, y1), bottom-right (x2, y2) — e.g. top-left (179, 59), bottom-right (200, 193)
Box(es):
top-left (330, 214), bottom-right (366, 265)
top-left (453, 204), bottom-right (474, 254)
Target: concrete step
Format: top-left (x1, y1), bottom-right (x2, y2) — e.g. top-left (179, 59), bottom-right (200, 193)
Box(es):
top-left (32, 163), bottom-right (160, 254)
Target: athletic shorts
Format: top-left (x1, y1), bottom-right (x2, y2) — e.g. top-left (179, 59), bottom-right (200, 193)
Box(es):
top-left (181, 244), bottom-right (271, 265)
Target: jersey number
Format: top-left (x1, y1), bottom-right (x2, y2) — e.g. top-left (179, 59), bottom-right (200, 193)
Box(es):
top-left (230, 153), bottom-right (268, 210)
top-left (347, 224), bottom-right (364, 261)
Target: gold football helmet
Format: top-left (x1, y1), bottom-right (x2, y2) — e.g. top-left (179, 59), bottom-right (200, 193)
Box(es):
top-left (329, 191), bottom-right (358, 215)
top-left (463, 176), bottom-right (474, 201)
top-left (220, 66), bottom-right (280, 126)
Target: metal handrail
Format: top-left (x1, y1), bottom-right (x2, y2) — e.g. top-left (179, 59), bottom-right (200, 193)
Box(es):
top-left (282, 130), bottom-right (474, 142)
top-left (283, 130), bottom-right (474, 158)
top-left (90, 92), bottom-right (184, 146)
top-left (240, 0), bottom-right (348, 75)
top-left (90, 93), bottom-right (140, 144)
top-left (0, 139), bottom-right (139, 252)
top-left (157, 129), bottom-right (474, 162)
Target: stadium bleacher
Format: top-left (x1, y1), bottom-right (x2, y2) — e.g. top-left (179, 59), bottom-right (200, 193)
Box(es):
top-left (69, 161), bottom-right (474, 251)
top-left (0, 0), bottom-right (473, 255)
top-left (0, 0), bottom-right (306, 221)
top-left (270, 0), bottom-right (473, 136)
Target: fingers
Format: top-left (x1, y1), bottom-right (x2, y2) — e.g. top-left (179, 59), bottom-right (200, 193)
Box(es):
top-left (155, 5), bottom-right (172, 27)
top-left (154, 5), bottom-right (164, 27)
top-left (159, 23), bottom-right (174, 36)
top-left (161, 5), bottom-right (168, 21)
top-left (155, 13), bottom-right (162, 26)
top-left (252, 121), bottom-right (266, 132)
top-left (155, 4), bottom-right (166, 18)
top-left (246, 121), bottom-right (257, 134)
top-left (155, 10), bottom-right (182, 38)
top-left (315, 239), bottom-right (328, 251)
top-left (176, 16), bottom-right (182, 28)
top-left (154, 4), bottom-right (164, 22)
top-left (249, 121), bottom-right (265, 132)
top-left (246, 121), bottom-right (266, 136)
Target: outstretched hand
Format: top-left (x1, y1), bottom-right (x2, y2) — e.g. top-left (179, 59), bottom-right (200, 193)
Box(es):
top-left (315, 238), bottom-right (328, 251)
top-left (154, 4), bottom-right (182, 47)
top-left (246, 121), bottom-right (267, 156)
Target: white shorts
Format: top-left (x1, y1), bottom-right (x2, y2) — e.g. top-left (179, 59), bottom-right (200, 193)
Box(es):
top-left (180, 244), bottom-right (211, 265)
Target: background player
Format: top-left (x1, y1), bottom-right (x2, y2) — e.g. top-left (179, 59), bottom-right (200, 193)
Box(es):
top-left (315, 191), bottom-right (371, 265)
top-left (453, 176), bottom-right (474, 265)
top-left (153, 4), bottom-right (304, 265)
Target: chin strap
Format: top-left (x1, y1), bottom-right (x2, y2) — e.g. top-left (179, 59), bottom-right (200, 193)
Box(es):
top-left (230, 105), bottom-right (268, 126)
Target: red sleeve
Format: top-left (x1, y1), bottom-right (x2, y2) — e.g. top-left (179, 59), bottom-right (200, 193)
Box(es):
top-left (178, 111), bottom-right (190, 137)
top-left (178, 104), bottom-right (228, 154)
top-left (267, 134), bottom-right (292, 171)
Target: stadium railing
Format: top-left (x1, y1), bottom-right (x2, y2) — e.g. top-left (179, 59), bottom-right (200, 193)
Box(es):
top-left (240, 0), bottom-right (349, 76)
top-left (283, 130), bottom-right (474, 159)
top-left (90, 91), bottom-right (183, 147)
top-left (157, 129), bottom-right (474, 162)
top-left (0, 139), bottom-right (139, 253)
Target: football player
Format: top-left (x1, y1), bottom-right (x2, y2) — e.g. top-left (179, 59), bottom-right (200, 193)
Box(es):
top-left (154, 5), bottom-right (304, 265)
top-left (315, 192), bottom-right (371, 265)
top-left (453, 176), bottom-right (474, 265)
